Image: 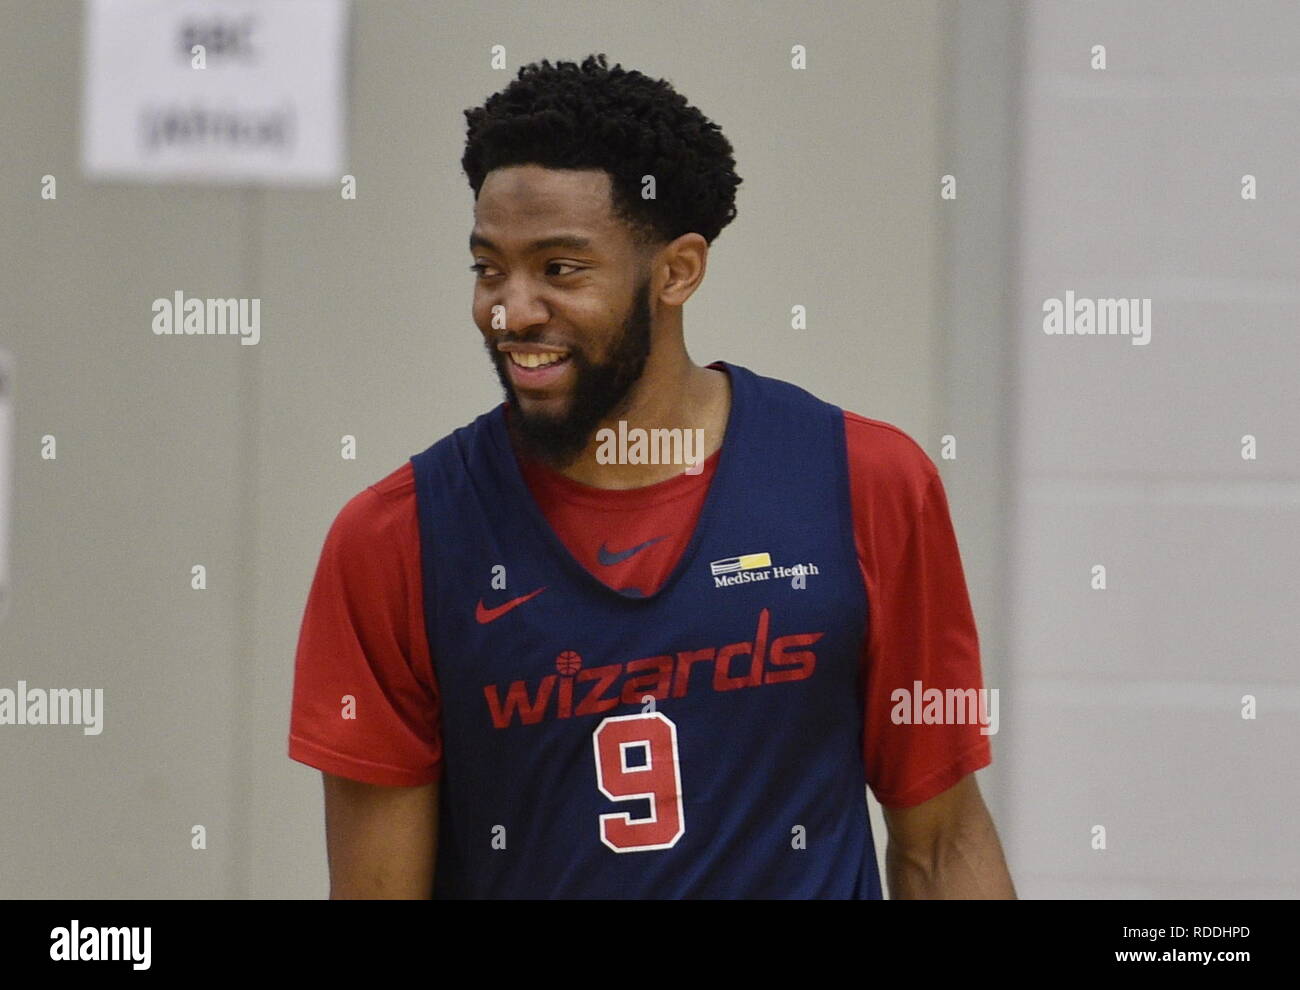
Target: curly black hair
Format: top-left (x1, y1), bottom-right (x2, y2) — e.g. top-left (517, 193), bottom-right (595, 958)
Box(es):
top-left (462, 53), bottom-right (742, 249)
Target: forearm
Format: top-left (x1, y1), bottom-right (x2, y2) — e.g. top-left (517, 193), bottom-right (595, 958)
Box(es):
top-left (886, 809), bottom-right (1016, 899)
top-left (323, 774), bottom-right (439, 899)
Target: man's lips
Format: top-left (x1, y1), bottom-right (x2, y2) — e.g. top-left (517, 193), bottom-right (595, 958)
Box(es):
top-left (498, 343), bottom-right (573, 389)
top-left (497, 342), bottom-right (570, 355)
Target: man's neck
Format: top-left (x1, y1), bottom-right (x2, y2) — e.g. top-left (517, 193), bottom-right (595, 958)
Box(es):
top-left (528, 357), bottom-right (732, 490)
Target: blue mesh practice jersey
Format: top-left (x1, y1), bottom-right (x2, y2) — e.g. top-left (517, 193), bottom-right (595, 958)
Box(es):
top-left (411, 362), bottom-right (880, 898)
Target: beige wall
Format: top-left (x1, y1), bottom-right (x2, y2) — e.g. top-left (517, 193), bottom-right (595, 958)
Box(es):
top-left (0, 0), bottom-right (983, 897)
top-left (1005, 0), bottom-right (1300, 896)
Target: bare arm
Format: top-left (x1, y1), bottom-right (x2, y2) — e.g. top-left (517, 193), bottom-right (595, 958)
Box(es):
top-left (880, 773), bottom-right (1015, 899)
top-left (322, 772), bottom-right (440, 899)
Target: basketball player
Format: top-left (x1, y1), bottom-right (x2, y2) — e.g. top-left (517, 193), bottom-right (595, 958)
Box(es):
top-left (289, 54), bottom-right (1015, 899)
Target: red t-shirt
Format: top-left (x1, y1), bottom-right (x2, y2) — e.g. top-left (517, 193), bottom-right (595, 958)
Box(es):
top-left (288, 409), bottom-right (992, 808)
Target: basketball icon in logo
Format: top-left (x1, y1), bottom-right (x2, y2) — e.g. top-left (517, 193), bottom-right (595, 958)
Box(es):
top-left (555, 650), bottom-right (583, 676)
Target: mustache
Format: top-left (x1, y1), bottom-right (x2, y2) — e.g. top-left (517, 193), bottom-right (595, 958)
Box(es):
top-left (494, 334), bottom-right (570, 344)
top-left (490, 335), bottom-right (583, 357)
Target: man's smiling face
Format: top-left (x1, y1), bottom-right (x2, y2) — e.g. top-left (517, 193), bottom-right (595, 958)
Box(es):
top-left (470, 164), bottom-right (655, 468)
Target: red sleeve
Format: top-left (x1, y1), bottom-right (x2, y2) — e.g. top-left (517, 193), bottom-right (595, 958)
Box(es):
top-left (287, 463), bottom-right (443, 786)
top-left (845, 411), bottom-right (993, 808)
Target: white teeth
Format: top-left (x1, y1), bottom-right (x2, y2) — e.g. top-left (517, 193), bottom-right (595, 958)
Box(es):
top-left (510, 352), bottom-right (567, 368)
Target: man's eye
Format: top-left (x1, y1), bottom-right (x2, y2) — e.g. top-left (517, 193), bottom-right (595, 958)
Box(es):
top-left (469, 263), bottom-right (581, 278)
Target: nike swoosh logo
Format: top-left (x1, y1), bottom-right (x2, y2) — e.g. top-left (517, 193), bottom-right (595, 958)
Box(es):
top-left (475, 587), bottom-right (547, 624)
top-left (597, 536), bottom-right (666, 566)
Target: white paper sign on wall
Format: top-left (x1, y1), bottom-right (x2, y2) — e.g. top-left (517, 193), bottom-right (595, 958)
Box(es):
top-left (82, 0), bottom-right (348, 185)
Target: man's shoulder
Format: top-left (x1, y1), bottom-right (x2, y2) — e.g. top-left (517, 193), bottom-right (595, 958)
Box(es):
top-left (327, 461), bottom-right (419, 551)
top-left (842, 410), bottom-right (937, 474)
top-left (409, 401), bottom-right (506, 472)
top-left (728, 362), bottom-right (939, 499)
top-left (331, 398), bottom-right (503, 539)
top-left (840, 409), bottom-right (941, 511)
top-left (365, 460), bottom-right (419, 503)
top-left (354, 399), bottom-right (504, 506)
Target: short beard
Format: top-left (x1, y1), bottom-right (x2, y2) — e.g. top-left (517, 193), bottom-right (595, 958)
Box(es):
top-left (487, 277), bottom-right (653, 469)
